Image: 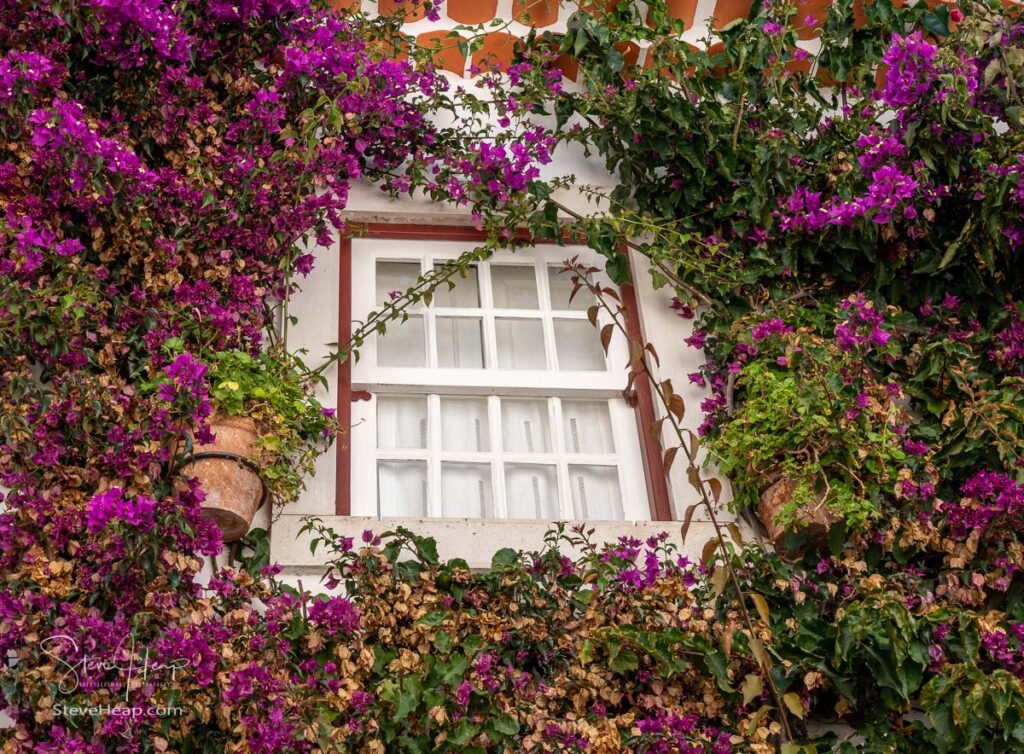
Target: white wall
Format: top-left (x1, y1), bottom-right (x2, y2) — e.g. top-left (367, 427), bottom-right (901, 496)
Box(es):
top-left (269, 0), bottom-right (764, 573)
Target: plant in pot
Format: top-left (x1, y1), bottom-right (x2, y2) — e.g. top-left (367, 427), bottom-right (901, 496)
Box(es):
top-left (155, 346), bottom-right (337, 542)
top-left (706, 302), bottom-right (914, 552)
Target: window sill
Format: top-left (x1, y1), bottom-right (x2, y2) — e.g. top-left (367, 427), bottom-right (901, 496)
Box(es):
top-left (270, 513), bottom-right (749, 571)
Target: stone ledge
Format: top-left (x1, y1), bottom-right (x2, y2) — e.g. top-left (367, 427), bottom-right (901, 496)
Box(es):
top-left (270, 513), bottom-right (753, 571)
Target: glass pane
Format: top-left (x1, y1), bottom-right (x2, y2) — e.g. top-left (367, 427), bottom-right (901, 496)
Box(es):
top-left (495, 318), bottom-right (546, 369)
top-left (432, 263), bottom-right (480, 307)
top-left (378, 314), bottom-right (426, 367)
top-left (377, 396), bottom-right (428, 449)
top-left (501, 399), bottom-right (552, 453)
top-left (441, 397), bottom-right (490, 452)
top-left (378, 461), bottom-right (428, 517)
top-left (505, 464), bottom-right (559, 519)
top-left (491, 265), bottom-right (539, 309)
top-left (376, 261), bottom-right (422, 306)
top-left (436, 317), bottom-right (484, 369)
top-left (554, 318), bottom-right (606, 371)
top-left (548, 266), bottom-right (592, 311)
top-left (441, 463), bottom-right (493, 518)
top-left (561, 401), bottom-right (615, 454)
top-left (569, 465), bottom-right (623, 521)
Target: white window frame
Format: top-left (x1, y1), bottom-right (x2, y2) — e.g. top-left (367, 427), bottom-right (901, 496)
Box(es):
top-left (349, 238), bottom-right (650, 522)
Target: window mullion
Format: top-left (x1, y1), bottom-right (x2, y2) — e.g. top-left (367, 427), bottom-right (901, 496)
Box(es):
top-left (427, 393), bottom-right (442, 517)
top-left (537, 260), bottom-right (559, 372)
top-left (489, 395), bottom-right (506, 519)
top-left (550, 397), bottom-right (573, 520)
top-left (478, 263), bottom-right (498, 371)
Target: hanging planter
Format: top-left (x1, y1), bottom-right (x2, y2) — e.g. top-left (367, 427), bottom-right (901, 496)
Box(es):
top-left (757, 478), bottom-right (838, 553)
top-left (172, 349), bottom-right (336, 544)
top-left (185, 415), bottom-right (268, 543)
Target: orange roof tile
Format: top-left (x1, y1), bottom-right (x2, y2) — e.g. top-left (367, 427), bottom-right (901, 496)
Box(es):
top-left (472, 32), bottom-right (518, 74)
top-left (447, 0), bottom-right (498, 24)
top-left (416, 30), bottom-right (467, 74)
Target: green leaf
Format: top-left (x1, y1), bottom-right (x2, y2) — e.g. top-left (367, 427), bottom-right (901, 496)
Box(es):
top-left (782, 691), bottom-right (805, 719)
top-left (395, 675), bottom-right (422, 721)
top-left (742, 673), bottom-right (764, 705)
top-left (491, 715), bottom-right (520, 737)
top-left (490, 548), bottom-right (520, 569)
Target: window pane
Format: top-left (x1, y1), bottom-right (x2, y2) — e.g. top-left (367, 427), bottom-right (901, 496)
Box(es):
top-left (501, 399), bottom-right (552, 453)
top-left (569, 465), bottom-right (623, 521)
top-left (491, 265), bottom-right (539, 309)
top-left (554, 318), bottom-right (606, 371)
top-left (377, 396), bottom-right (427, 449)
top-left (436, 317), bottom-right (484, 369)
top-left (376, 261), bottom-right (422, 306)
top-left (378, 314), bottom-right (426, 367)
top-left (548, 266), bottom-right (592, 311)
top-left (561, 401), bottom-right (615, 454)
top-left (441, 463), bottom-right (493, 518)
top-left (441, 397), bottom-right (490, 452)
top-left (378, 461), bottom-right (428, 517)
top-left (495, 318), bottom-right (546, 369)
top-left (505, 464), bottom-right (559, 519)
top-left (432, 263), bottom-right (480, 307)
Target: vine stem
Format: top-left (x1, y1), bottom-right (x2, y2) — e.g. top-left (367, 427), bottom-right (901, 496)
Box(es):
top-left (545, 197), bottom-right (716, 309)
top-left (565, 260), bottom-right (795, 743)
top-left (310, 243), bottom-right (496, 379)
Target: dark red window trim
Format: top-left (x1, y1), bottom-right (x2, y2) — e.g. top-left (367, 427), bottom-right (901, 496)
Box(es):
top-left (334, 223), bottom-right (672, 521)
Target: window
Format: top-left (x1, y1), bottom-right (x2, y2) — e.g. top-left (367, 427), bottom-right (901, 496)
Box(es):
top-left (347, 235), bottom-right (653, 522)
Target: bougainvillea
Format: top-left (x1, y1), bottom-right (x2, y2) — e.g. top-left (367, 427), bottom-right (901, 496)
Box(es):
top-left (5, 0), bottom-right (1024, 751)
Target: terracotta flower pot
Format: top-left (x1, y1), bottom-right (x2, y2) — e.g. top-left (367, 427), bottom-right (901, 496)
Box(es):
top-left (186, 415), bottom-right (266, 543)
top-left (757, 478), bottom-right (838, 553)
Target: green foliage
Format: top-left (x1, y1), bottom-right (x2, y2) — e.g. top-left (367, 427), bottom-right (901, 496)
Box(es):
top-left (204, 348), bottom-right (335, 505)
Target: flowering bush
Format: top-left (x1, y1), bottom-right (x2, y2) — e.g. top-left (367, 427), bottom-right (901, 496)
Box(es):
top-left (4, 0), bottom-right (1024, 751)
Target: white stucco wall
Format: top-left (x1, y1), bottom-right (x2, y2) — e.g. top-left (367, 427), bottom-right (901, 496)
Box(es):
top-left (263, 0), bottom-right (766, 576)
top-left (263, 173), bottom-right (749, 579)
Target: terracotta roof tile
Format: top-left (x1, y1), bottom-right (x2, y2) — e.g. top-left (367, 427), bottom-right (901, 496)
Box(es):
top-left (655, 0), bottom-right (699, 27)
top-left (417, 30), bottom-right (467, 74)
top-left (513, 0), bottom-right (561, 27)
top-left (340, 0), bottom-right (1010, 85)
top-left (447, 0), bottom-right (498, 24)
top-left (711, 0), bottom-right (752, 30)
top-left (577, 0), bottom-right (616, 17)
top-left (614, 40), bottom-right (641, 68)
top-left (379, 0), bottom-right (427, 21)
top-left (793, 0), bottom-right (830, 39)
top-left (472, 32), bottom-right (519, 74)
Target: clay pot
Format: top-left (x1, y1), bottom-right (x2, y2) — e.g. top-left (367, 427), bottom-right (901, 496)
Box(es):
top-left (186, 415), bottom-right (266, 543)
top-left (757, 478), bottom-right (838, 553)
